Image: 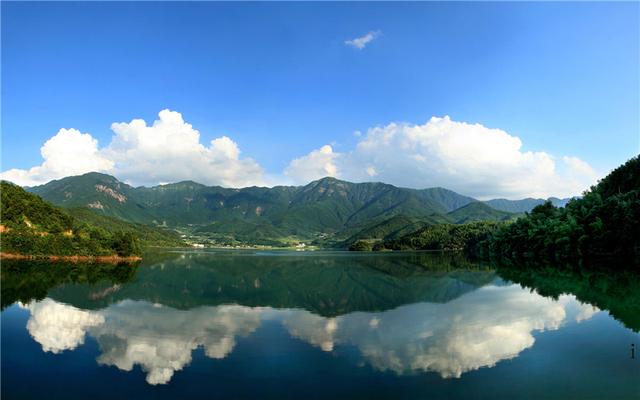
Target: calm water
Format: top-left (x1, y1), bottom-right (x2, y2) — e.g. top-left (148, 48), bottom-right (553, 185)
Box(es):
top-left (1, 251), bottom-right (638, 399)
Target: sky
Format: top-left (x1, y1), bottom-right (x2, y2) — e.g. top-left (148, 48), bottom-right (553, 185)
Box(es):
top-left (1, 2), bottom-right (638, 199)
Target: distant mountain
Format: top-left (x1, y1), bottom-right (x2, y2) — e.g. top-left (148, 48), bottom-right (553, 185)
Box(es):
top-left (27, 173), bottom-right (527, 246)
top-left (484, 197), bottom-right (572, 213)
top-left (447, 202), bottom-right (517, 224)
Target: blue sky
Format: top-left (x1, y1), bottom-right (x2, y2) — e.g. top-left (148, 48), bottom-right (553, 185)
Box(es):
top-left (1, 2), bottom-right (638, 199)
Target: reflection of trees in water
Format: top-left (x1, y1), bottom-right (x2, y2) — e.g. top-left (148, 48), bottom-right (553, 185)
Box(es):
top-left (9, 251), bottom-right (634, 386)
top-left (496, 264), bottom-right (640, 332)
top-left (0, 260), bottom-right (139, 309)
top-left (45, 251), bottom-right (499, 316)
top-left (4, 251), bottom-right (636, 332)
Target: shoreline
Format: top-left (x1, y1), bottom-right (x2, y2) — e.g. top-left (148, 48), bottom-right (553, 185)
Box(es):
top-left (0, 252), bottom-right (141, 264)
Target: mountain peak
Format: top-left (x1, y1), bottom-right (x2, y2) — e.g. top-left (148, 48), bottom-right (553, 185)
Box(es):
top-left (152, 180), bottom-right (207, 190)
top-left (309, 176), bottom-right (346, 185)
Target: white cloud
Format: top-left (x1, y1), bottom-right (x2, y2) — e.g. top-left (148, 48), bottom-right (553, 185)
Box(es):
top-left (1, 128), bottom-right (114, 187)
top-left (1, 112), bottom-right (600, 199)
top-left (22, 299), bottom-right (105, 354)
top-left (284, 144), bottom-right (340, 182)
top-left (103, 109), bottom-right (264, 187)
top-left (285, 116), bottom-right (599, 199)
top-left (345, 30), bottom-right (381, 50)
top-left (92, 301), bottom-right (261, 385)
top-left (23, 284), bottom-right (598, 384)
top-left (23, 299), bottom-right (261, 385)
top-left (1, 110), bottom-right (265, 188)
top-left (282, 285), bottom-right (599, 378)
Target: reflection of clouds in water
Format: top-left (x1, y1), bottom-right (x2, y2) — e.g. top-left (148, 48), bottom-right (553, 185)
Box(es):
top-left (22, 299), bottom-right (105, 354)
top-left (22, 284), bottom-right (599, 384)
top-left (281, 285), bottom-right (600, 378)
top-left (23, 300), bottom-right (261, 385)
top-left (93, 301), bottom-right (262, 384)
top-left (574, 303), bottom-right (599, 323)
top-left (284, 314), bottom-right (339, 351)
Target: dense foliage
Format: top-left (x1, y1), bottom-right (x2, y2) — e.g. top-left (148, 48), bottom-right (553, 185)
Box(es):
top-left (1, 181), bottom-right (149, 257)
top-left (446, 202), bottom-right (517, 223)
top-left (68, 207), bottom-right (184, 248)
top-left (340, 215), bottom-right (445, 248)
top-left (483, 156), bottom-right (639, 264)
top-left (376, 221), bottom-right (506, 252)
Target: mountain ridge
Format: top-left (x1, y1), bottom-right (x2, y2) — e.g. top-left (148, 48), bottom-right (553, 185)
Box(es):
top-left (24, 172), bottom-right (560, 246)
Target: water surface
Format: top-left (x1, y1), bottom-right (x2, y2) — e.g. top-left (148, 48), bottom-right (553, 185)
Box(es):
top-left (2, 251), bottom-right (638, 399)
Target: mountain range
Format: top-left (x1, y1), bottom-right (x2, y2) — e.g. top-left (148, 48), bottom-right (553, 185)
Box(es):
top-left (26, 172), bottom-right (570, 246)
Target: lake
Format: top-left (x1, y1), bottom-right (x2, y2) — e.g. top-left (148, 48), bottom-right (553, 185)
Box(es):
top-left (1, 250), bottom-right (638, 399)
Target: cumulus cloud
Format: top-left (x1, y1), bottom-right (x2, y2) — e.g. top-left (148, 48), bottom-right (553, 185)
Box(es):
top-left (1, 111), bottom-right (600, 198)
top-left (345, 30), bottom-right (381, 49)
top-left (284, 145), bottom-right (340, 182)
top-left (1, 129), bottom-right (114, 187)
top-left (1, 110), bottom-right (265, 188)
top-left (285, 116), bottom-right (600, 199)
top-left (103, 109), bottom-right (264, 187)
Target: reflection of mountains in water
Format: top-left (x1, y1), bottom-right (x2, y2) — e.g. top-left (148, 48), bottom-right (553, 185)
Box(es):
top-left (6, 251), bottom-right (635, 386)
top-left (46, 251), bottom-right (498, 316)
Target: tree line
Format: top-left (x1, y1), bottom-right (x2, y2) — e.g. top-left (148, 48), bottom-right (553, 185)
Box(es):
top-left (1, 181), bottom-right (142, 257)
top-left (351, 156), bottom-right (639, 268)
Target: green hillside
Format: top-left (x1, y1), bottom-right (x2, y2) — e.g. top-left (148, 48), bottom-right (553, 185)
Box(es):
top-left (338, 214), bottom-right (447, 246)
top-left (447, 201), bottom-right (517, 223)
top-left (29, 174), bottom-right (505, 245)
top-left (484, 156), bottom-right (640, 264)
top-left (371, 221), bottom-right (506, 252)
top-left (1, 181), bottom-right (184, 257)
top-left (68, 207), bottom-right (185, 248)
top-left (417, 187), bottom-right (476, 212)
top-left (28, 172), bottom-right (156, 223)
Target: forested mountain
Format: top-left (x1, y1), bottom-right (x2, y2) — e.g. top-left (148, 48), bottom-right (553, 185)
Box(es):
top-left (340, 215), bottom-right (443, 246)
top-left (28, 173), bottom-right (157, 223)
top-left (352, 156), bottom-right (639, 264)
top-left (484, 156), bottom-right (640, 264)
top-left (0, 181), bottom-right (184, 257)
top-left (13, 155), bottom-right (637, 255)
top-left (28, 173), bottom-right (516, 245)
top-left (484, 197), bottom-right (572, 213)
top-left (446, 202), bottom-right (517, 223)
top-left (351, 221), bottom-right (506, 253)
